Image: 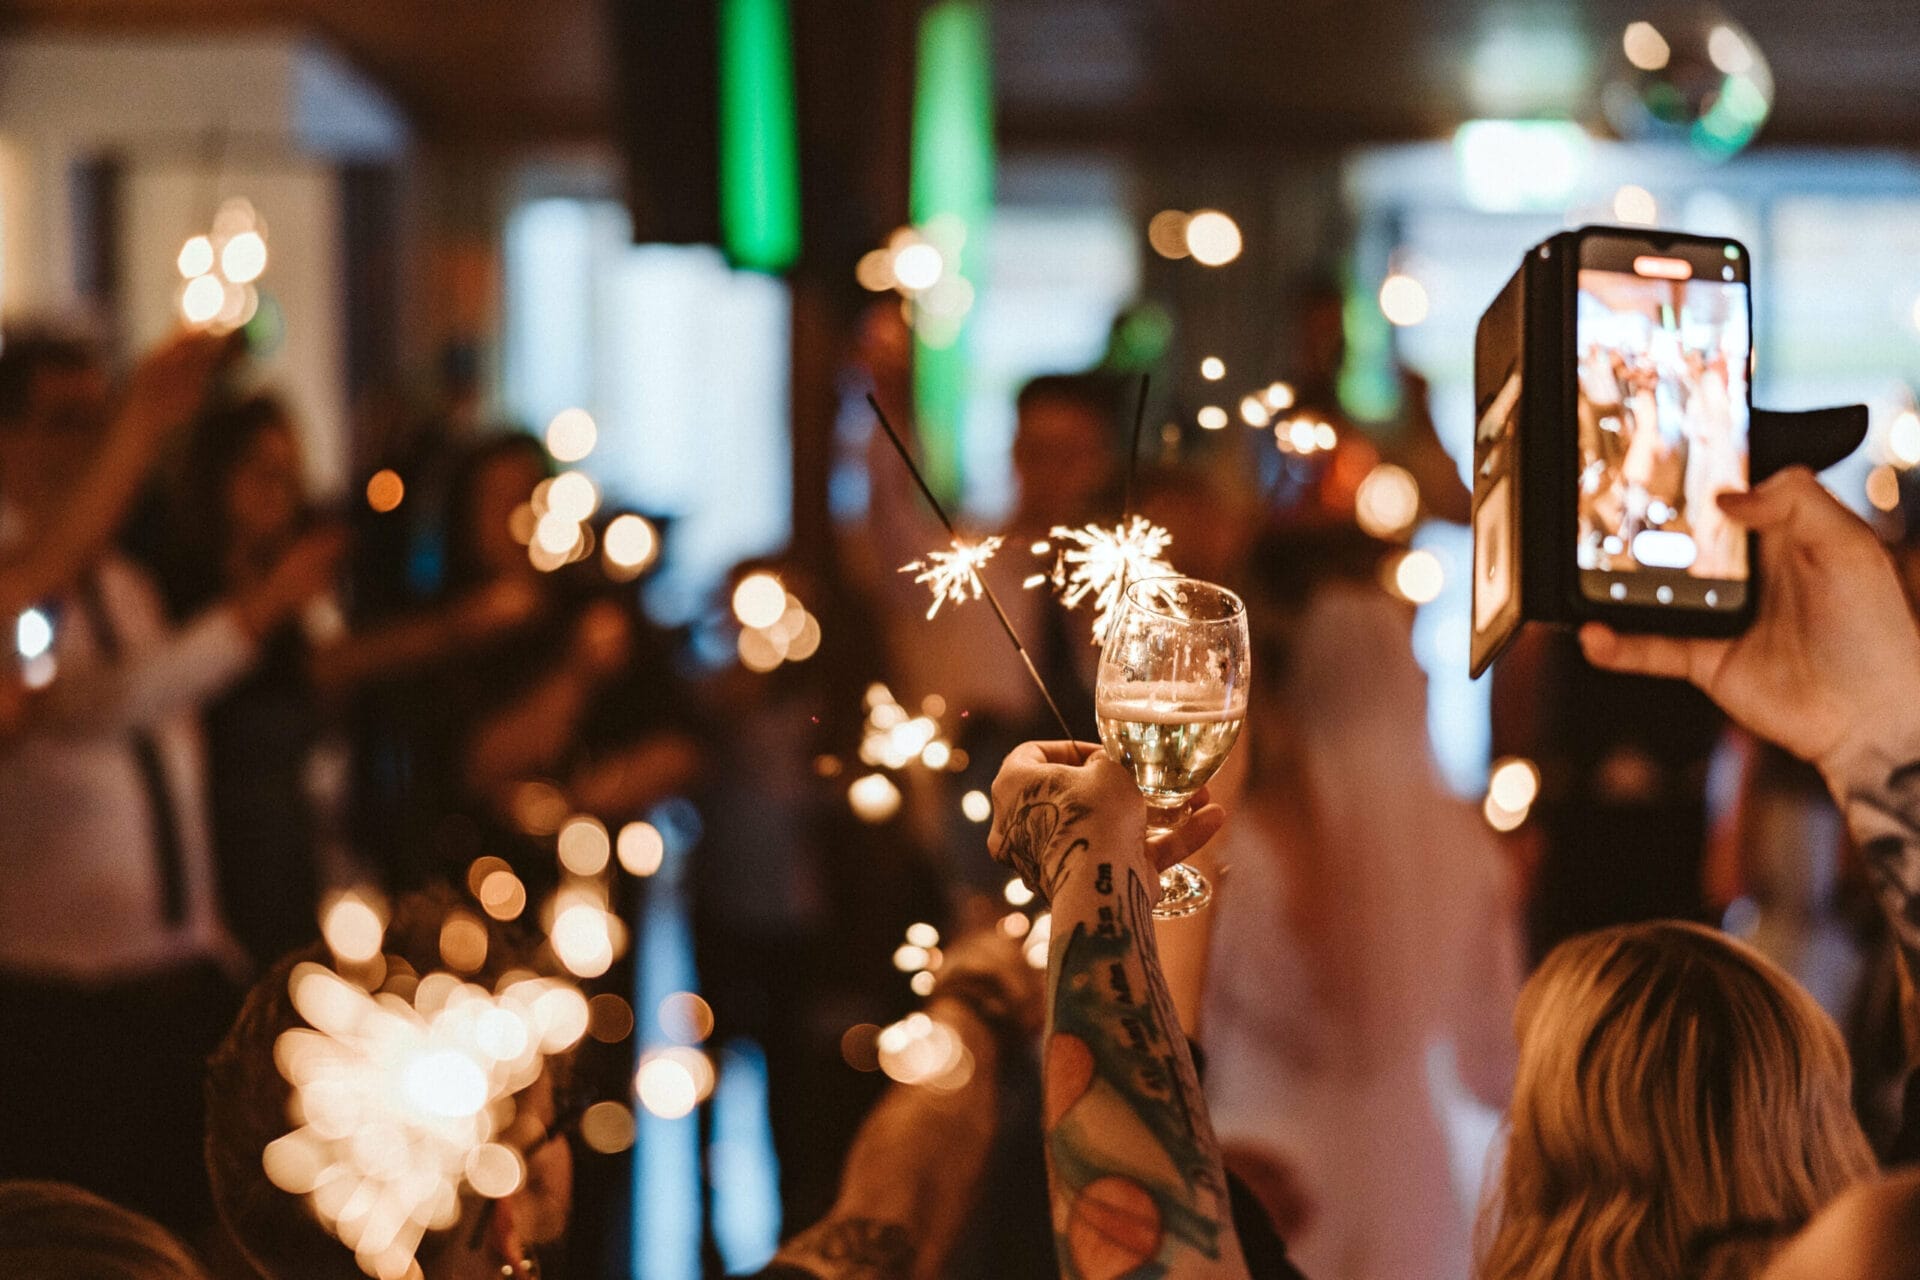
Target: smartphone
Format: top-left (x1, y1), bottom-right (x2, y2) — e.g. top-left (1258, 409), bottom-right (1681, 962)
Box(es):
top-left (1570, 228), bottom-right (1753, 623)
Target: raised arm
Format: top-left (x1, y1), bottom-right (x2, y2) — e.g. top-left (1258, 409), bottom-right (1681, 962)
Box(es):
top-left (0, 332), bottom-right (227, 618)
top-left (988, 742), bottom-right (1249, 1280)
top-left (1581, 467), bottom-right (1920, 1071)
top-left (770, 928), bottom-right (1041, 1280)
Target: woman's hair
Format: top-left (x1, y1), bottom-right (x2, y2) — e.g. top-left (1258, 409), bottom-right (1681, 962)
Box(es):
top-left (441, 433), bottom-right (549, 592)
top-left (1477, 920), bottom-right (1876, 1280)
top-left (162, 394), bottom-right (297, 609)
top-left (0, 1180), bottom-right (211, 1279)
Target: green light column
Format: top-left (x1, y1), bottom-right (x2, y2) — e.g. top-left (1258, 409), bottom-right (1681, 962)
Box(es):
top-left (909, 0), bottom-right (993, 505)
top-left (719, 0), bottom-right (801, 272)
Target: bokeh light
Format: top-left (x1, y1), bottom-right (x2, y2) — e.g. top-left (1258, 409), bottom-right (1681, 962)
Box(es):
top-left (181, 274), bottom-right (225, 325)
top-left (557, 815), bottom-right (611, 876)
top-left (581, 1101), bottom-right (637, 1154)
top-left (891, 242), bottom-right (944, 291)
top-left (1265, 381), bottom-right (1296, 411)
top-left (463, 1143), bottom-right (525, 1199)
top-left (617, 822), bottom-right (666, 876)
top-left (603, 514), bottom-right (659, 576)
top-left (732, 573), bottom-right (787, 629)
top-left (1612, 184), bottom-right (1659, 224)
top-left (221, 230), bottom-right (268, 284)
top-left (321, 889), bottom-right (386, 964)
top-left (1379, 272), bottom-right (1430, 326)
top-left (545, 408), bottom-right (598, 462)
top-left (1355, 464), bottom-right (1421, 538)
top-left (1199, 356), bottom-right (1225, 381)
top-left (15, 608), bottom-right (53, 662)
top-left (478, 869), bottom-right (529, 921)
top-left (659, 991), bottom-right (715, 1044)
top-left (1185, 210), bottom-right (1243, 266)
top-left (960, 790), bottom-right (991, 823)
top-left (546, 471), bottom-right (599, 523)
top-left (1239, 395), bottom-right (1272, 428)
top-left (1147, 209), bottom-right (1192, 259)
top-left (365, 469), bottom-right (405, 513)
top-left (1197, 405), bottom-right (1229, 431)
top-left (176, 235), bottom-right (214, 278)
top-left (1488, 756), bottom-right (1542, 812)
top-left (589, 993), bottom-right (636, 1043)
top-left (848, 772), bottom-right (902, 823)
top-left (1622, 20), bottom-right (1671, 71)
top-left (438, 912), bottom-right (489, 973)
top-left (637, 1054), bottom-right (699, 1119)
top-left (1389, 549), bottom-right (1445, 604)
top-left (1867, 464), bottom-right (1902, 512)
top-left (1004, 877), bottom-right (1035, 908)
top-left (1888, 410), bottom-right (1920, 468)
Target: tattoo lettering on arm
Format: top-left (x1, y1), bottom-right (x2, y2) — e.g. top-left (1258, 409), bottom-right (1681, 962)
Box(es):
top-left (1001, 778), bottom-right (1092, 901)
top-left (1043, 860), bottom-right (1235, 1280)
top-left (778, 1217), bottom-right (917, 1280)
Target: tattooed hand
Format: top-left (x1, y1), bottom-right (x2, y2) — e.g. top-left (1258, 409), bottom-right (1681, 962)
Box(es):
top-left (987, 741), bottom-right (1226, 905)
top-left (1580, 467), bottom-right (1920, 791)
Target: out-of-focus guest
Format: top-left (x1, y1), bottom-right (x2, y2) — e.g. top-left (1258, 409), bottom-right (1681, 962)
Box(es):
top-left (1202, 529), bottom-right (1522, 1280)
top-left (357, 435), bottom-right (698, 889)
top-left (1479, 922), bottom-right (1875, 1280)
top-left (0, 334), bottom-right (339, 1236)
top-left (0, 1181), bottom-right (213, 1280)
top-left (146, 395), bottom-right (538, 967)
top-left (0, 330), bottom-right (228, 619)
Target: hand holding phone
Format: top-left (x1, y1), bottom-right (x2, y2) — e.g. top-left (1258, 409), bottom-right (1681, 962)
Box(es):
top-left (1579, 466), bottom-right (1920, 789)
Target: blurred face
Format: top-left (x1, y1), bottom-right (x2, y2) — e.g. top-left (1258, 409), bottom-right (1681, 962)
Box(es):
top-left (225, 422), bottom-right (306, 550)
top-left (470, 451), bottom-right (545, 578)
top-left (0, 362), bottom-right (112, 512)
top-left (1013, 395), bottom-right (1113, 523)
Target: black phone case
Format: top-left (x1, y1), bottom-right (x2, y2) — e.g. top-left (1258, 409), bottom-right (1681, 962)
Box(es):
top-left (1470, 224), bottom-right (1866, 677)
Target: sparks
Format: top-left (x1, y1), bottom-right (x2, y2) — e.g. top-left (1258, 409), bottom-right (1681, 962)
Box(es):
top-left (264, 963), bottom-right (589, 1277)
top-left (900, 536), bottom-right (1004, 619)
top-left (1033, 516), bottom-right (1177, 643)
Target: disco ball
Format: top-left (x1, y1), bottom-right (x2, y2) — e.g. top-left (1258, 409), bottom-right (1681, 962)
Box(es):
top-left (1600, 10), bottom-right (1773, 159)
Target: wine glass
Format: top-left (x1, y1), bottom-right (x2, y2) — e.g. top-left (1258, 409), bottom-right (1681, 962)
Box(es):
top-left (1095, 577), bottom-right (1250, 918)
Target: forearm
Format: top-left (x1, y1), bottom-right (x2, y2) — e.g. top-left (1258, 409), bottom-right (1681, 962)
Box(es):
top-left (465, 667), bottom-right (595, 796)
top-left (565, 734), bottom-right (703, 817)
top-left (0, 410), bottom-right (168, 618)
top-left (31, 606), bottom-right (254, 734)
top-left (1829, 718), bottom-right (1920, 1072)
top-left (1044, 862), bottom-right (1246, 1280)
top-left (771, 1001), bottom-right (1002, 1280)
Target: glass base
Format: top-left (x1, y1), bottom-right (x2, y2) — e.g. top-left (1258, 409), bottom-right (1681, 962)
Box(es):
top-left (1152, 861), bottom-right (1213, 918)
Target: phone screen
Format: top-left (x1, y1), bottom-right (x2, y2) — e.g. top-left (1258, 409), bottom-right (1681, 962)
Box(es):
top-left (1575, 234), bottom-right (1751, 610)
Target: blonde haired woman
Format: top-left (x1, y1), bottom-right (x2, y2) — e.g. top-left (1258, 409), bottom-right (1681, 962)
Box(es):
top-left (1479, 920), bottom-right (1877, 1280)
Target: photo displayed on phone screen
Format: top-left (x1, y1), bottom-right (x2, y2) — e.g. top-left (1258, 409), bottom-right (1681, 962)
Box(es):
top-left (1575, 236), bottom-right (1751, 610)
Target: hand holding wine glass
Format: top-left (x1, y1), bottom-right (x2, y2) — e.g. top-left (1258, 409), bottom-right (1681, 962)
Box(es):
top-left (1095, 577), bottom-right (1250, 917)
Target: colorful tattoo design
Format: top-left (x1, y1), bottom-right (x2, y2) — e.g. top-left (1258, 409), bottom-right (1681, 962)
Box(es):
top-left (1044, 859), bottom-right (1229, 1280)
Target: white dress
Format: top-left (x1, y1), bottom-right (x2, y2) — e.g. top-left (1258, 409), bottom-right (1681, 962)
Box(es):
top-left (1202, 585), bottom-right (1521, 1280)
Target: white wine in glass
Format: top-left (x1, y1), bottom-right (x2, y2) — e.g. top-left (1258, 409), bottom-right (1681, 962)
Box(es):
top-left (1095, 577), bottom-right (1250, 918)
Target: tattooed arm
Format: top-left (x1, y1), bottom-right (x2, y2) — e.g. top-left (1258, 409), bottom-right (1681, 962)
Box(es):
top-left (1581, 467), bottom-right (1920, 1065)
top-left (990, 742), bottom-right (1248, 1280)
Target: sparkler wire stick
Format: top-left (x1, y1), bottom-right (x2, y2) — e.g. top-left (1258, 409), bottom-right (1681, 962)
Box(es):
top-left (1122, 372), bottom-right (1149, 522)
top-left (866, 393), bottom-right (1076, 741)
top-left (1111, 372), bottom-right (1153, 636)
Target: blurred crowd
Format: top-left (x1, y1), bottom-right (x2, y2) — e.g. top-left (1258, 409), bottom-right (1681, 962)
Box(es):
top-left (2, 287), bottom-right (1920, 1280)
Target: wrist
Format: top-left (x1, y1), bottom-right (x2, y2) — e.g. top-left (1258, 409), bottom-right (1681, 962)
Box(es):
top-left (1817, 706), bottom-right (1920, 808)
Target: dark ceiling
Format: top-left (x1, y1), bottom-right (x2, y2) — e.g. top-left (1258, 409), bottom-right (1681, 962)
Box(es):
top-left (9, 0), bottom-right (1920, 150)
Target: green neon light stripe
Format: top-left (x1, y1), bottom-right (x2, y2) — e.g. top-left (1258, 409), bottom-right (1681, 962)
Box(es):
top-left (719, 0), bottom-right (801, 272)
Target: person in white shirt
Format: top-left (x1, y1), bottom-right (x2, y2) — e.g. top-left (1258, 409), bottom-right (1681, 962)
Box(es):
top-left (0, 331), bottom-right (337, 1237)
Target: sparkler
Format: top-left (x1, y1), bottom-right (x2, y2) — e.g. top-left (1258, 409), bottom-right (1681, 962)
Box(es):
top-left (901, 536), bottom-right (1004, 619)
top-left (1031, 516), bottom-right (1177, 644)
top-left (867, 394), bottom-right (1075, 740)
top-left (264, 963), bottom-right (589, 1280)
top-left (1025, 375), bottom-right (1181, 643)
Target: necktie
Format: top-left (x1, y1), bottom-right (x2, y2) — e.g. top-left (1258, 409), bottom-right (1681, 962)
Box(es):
top-left (73, 571), bottom-right (188, 925)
